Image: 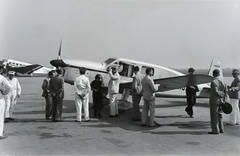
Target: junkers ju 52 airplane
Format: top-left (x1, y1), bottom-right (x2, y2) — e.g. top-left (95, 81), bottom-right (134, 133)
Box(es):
top-left (50, 43), bottom-right (222, 107)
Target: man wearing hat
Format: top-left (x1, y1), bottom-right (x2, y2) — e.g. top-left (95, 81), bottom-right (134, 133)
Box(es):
top-left (209, 69), bottom-right (227, 134)
top-left (107, 65), bottom-right (120, 117)
top-left (49, 69), bottom-right (64, 122)
top-left (185, 67), bottom-right (199, 118)
top-left (5, 71), bottom-right (21, 121)
top-left (0, 64), bottom-right (11, 139)
top-left (227, 69), bottom-right (240, 125)
top-left (74, 67), bottom-right (91, 122)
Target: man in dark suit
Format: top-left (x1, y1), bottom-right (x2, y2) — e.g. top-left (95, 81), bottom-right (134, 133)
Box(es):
top-left (49, 69), bottom-right (64, 122)
top-left (42, 71), bottom-right (54, 120)
top-left (185, 68), bottom-right (199, 118)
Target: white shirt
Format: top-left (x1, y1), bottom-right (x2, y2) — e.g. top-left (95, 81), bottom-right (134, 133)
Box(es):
top-left (0, 75), bottom-right (11, 99)
top-left (7, 77), bottom-right (21, 95)
top-left (74, 75), bottom-right (91, 96)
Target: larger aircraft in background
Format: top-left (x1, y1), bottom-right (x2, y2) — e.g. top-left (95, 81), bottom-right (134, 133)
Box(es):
top-left (0, 58), bottom-right (52, 76)
top-left (50, 43), bottom-right (222, 105)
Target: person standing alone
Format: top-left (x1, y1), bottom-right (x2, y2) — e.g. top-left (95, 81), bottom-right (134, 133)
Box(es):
top-left (185, 68), bottom-right (199, 118)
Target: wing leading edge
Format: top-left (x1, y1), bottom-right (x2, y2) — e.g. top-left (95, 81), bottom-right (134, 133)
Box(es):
top-left (7, 64), bottom-right (43, 74)
top-left (120, 74), bottom-right (213, 92)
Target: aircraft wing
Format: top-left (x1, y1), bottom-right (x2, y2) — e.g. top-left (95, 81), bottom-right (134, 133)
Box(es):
top-left (120, 74), bottom-right (214, 92)
top-left (7, 64), bottom-right (43, 75)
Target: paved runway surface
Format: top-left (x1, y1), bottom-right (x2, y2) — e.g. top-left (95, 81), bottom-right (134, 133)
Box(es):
top-left (1, 77), bottom-right (240, 156)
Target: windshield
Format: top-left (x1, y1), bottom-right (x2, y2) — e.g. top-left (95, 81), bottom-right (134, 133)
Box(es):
top-left (102, 58), bottom-right (117, 66)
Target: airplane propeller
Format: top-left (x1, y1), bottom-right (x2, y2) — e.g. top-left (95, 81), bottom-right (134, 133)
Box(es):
top-left (50, 39), bottom-right (68, 67)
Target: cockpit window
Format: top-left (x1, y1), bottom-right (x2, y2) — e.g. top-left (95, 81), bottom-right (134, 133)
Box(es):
top-left (102, 58), bottom-right (117, 66)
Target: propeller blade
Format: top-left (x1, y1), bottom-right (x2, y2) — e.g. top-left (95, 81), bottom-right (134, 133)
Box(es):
top-left (57, 39), bottom-right (62, 60)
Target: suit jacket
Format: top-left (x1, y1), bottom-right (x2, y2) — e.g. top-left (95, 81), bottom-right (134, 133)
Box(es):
top-left (142, 75), bottom-right (159, 100)
top-left (209, 77), bottom-right (227, 106)
top-left (229, 76), bottom-right (240, 99)
top-left (42, 78), bottom-right (50, 97)
top-left (132, 72), bottom-right (144, 95)
top-left (49, 75), bottom-right (64, 99)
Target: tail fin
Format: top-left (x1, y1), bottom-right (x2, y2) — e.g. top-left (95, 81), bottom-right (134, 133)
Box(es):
top-left (208, 59), bottom-right (223, 80)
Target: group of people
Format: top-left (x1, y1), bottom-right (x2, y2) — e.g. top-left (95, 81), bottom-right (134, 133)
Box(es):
top-left (1, 63), bottom-right (240, 140)
top-left (208, 69), bottom-right (240, 134)
top-left (0, 65), bottom-right (21, 139)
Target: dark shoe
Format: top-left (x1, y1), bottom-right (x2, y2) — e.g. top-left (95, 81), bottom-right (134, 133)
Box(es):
top-left (85, 119), bottom-right (91, 122)
top-left (108, 115), bottom-right (116, 118)
top-left (4, 118), bottom-right (9, 123)
top-left (9, 118), bottom-right (14, 121)
top-left (0, 135), bottom-right (8, 140)
top-left (75, 120), bottom-right (81, 122)
top-left (220, 131), bottom-right (224, 133)
top-left (190, 115), bottom-right (193, 118)
top-left (141, 124), bottom-right (147, 127)
top-left (208, 132), bottom-right (219, 134)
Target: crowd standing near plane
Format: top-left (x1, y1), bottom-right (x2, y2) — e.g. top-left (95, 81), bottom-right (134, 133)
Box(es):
top-left (227, 69), bottom-right (240, 126)
top-left (1, 53), bottom-right (240, 140)
top-left (0, 64), bottom-right (11, 140)
top-left (74, 67), bottom-right (91, 122)
top-left (185, 68), bottom-right (199, 118)
top-left (4, 71), bottom-right (21, 122)
top-left (49, 69), bottom-right (64, 122)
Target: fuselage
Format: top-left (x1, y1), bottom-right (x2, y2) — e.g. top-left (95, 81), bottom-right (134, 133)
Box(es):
top-left (61, 57), bottom-right (211, 98)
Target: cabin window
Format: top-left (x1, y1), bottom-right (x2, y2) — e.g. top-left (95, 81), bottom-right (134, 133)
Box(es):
top-left (114, 62), bottom-right (134, 77)
top-left (141, 66), bottom-right (154, 76)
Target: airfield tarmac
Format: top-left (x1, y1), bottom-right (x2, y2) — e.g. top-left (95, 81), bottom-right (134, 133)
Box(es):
top-left (1, 77), bottom-right (240, 156)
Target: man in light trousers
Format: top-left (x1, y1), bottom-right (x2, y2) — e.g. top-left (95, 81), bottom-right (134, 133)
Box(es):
top-left (227, 69), bottom-right (240, 125)
top-left (5, 71), bottom-right (21, 121)
top-left (107, 65), bottom-right (120, 117)
top-left (74, 67), bottom-right (91, 122)
top-left (0, 64), bottom-right (11, 139)
top-left (141, 68), bottom-right (160, 127)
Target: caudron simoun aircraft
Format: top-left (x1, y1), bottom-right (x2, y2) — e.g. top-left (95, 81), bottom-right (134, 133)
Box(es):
top-left (50, 43), bottom-right (222, 109)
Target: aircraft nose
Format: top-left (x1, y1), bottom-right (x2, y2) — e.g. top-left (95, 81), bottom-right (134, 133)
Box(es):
top-left (50, 59), bottom-right (67, 67)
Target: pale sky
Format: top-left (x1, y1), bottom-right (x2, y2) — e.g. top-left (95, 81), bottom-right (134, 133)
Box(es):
top-left (0, 0), bottom-right (240, 69)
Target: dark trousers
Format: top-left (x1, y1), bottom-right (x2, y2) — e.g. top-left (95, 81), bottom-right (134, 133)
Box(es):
top-left (52, 97), bottom-right (63, 121)
top-left (132, 93), bottom-right (142, 119)
top-left (93, 94), bottom-right (103, 117)
top-left (185, 92), bottom-right (196, 116)
top-left (44, 95), bottom-right (52, 119)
